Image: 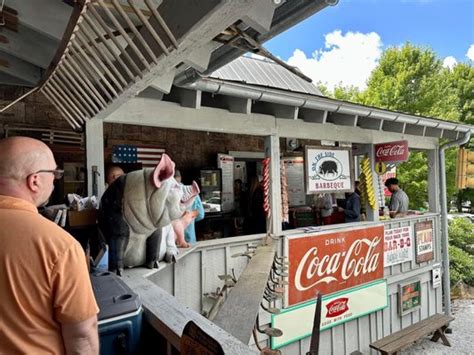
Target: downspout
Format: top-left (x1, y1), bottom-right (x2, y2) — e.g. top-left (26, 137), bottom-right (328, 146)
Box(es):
top-left (439, 131), bottom-right (471, 316)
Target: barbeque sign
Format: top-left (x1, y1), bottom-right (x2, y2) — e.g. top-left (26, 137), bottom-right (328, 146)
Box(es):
top-left (305, 146), bottom-right (354, 193)
top-left (286, 224), bottom-right (384, 306)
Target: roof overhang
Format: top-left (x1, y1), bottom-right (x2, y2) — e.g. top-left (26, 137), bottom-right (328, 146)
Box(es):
top-left (1, 0), bottom-right (332, 129)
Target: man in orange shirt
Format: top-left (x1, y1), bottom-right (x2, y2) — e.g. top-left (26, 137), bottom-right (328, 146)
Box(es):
top-left (0, 137), bottom-right (99, 354)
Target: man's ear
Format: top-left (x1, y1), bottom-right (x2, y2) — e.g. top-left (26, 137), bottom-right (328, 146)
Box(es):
top-left (26, 174), bottom-right (41, 192)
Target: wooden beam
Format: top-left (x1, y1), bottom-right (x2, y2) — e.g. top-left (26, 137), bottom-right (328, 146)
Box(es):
top-left (213, 243), bottom-right (276, 344)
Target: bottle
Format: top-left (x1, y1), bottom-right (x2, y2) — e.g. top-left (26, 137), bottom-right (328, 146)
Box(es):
top-left (383, 206), bottom-right (390, 218)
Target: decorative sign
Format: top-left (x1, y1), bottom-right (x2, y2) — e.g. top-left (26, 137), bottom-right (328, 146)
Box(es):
top-left (381, 166), bottom-right (397, 197)
top-left (272, 280), bottom-right (388, 349)
top-left (181, 321), bottom-right (224, 355)
top-left (384, 226), bottom-right (413, 267)
top-left (432, 264), bottom-right (441, 288)
top-left (305, 146), bottom-right (354, 194)
top-left (374, 140), bottom-right (409, 162)
top-left (398, 279), bottom-right (421, 316)
top-left (217, 154), bottom-right (234, 213)
top-left (415, 221), bottom-right (434, 263)
top-left (282, 157), bottom-right (305, 206)
top-left (286, 224), bottom-right (384, 306)
top-left (375, 161), bottom-right (387, 175)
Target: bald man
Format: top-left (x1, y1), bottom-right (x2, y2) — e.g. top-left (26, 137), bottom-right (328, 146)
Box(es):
top-left (0, 137), bottom-right (99, 355)
top-left (106, 166), bottom-right (125, 186)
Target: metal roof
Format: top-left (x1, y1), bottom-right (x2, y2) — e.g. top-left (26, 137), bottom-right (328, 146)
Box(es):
top-left (209, 56), bottom-right (322, 95)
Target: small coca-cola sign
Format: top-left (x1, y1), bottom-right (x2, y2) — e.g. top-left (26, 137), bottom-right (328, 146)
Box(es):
top-left (374, 140), bottom-right (409, 162)
top-left (326, 298), bottom-right (349, 318)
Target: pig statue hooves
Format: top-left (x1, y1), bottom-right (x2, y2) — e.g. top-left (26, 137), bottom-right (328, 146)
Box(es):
top-left (165, 253), bottom-right (177, 263)
top-left (145, 260), bottom-right (159, 269)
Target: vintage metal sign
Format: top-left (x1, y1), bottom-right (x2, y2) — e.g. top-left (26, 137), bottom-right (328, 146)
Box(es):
top-left (415, 221), bottom-right (434, 263)
top-left (286, 225), bottom-right (384, 306)
top-left (305, 146), bottom-right (354, 194)
top-left (398, 279), bottom-right (421, 316)
top-left (374, 140), bottom-right (409, 162)
top-left (384, 226), bottom-right (413, 267)
top-left (272, 280), bottom-right (388, 349)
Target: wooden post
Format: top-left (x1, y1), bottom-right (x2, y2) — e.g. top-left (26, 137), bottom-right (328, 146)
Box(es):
top-left (85, 119), bottom-right (105, 199)
top-left (264, 135), bottom-right (282, 235)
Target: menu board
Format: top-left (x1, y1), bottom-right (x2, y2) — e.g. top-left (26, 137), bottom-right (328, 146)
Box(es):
top-left (282, 157), bottom-right (305, 206)
top-left (217, 154), bottom-right (234, 213)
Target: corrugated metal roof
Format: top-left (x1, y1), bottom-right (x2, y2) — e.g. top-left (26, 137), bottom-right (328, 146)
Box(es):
top-left (209, 56), bottom-right (321, 95)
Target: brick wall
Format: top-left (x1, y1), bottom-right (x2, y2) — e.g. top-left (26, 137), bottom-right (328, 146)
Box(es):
top-left (104, 122), bottom-right (265, 171)
top-left (0, 86), bottom-right (71, 131)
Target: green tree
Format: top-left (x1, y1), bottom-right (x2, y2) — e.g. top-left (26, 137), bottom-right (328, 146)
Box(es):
top-left (362, 43), bottom-right (459, 120)
top-left (445, 63), bottom-right (474, 124)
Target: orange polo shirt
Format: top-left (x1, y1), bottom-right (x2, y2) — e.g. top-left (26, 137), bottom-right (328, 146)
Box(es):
top-left (0, 195), bottom-right (99, 355)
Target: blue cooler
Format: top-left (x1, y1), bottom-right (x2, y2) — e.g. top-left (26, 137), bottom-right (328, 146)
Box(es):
top-left (91, 271), bottom-right (142, 355)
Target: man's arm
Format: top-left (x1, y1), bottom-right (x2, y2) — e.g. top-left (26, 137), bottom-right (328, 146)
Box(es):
top-left (61, 315), bottom-right (99, 355)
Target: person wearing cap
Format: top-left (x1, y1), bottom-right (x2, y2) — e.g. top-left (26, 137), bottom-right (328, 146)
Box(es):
top-left (175, 170), bottom-right (205, 244)
top-left (385, 178), bottom-right (409, 218)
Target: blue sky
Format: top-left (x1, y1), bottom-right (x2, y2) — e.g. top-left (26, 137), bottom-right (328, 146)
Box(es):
top-left (264, 0), bottom-right (474, 89)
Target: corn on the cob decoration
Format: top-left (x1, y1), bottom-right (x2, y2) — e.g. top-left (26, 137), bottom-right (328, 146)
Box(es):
top-left (359, 157), bottom-right (377, 210)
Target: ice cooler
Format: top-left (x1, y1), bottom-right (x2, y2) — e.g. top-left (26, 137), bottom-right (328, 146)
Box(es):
top-left (91, 271), bottom-right (142, 355)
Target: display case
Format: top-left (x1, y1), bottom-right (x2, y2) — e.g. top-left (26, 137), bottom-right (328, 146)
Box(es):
top-left (199, 169), bottom-right (222, 214)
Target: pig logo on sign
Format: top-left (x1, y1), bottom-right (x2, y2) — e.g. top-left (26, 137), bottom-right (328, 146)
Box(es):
top-left (98, 154), bottom-right (199, 275)
top-left (315, 157), bottom-right (343, 181)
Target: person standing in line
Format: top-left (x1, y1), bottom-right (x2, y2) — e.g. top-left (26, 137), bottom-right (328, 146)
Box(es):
top-left (105, 165), bottom-right (125, 187)
top-left (338, 189), bottom-right (361, 223)
top-left (385, 178), bottom-right (409, 218)
top-left (314, 193), bottom-right (334, 225)
top-left (247, 175), bottom-right (266, 234)
top-left (0, 137), bottom-right (99, 355)
top-left (175, 170), bottom-right (205, 244)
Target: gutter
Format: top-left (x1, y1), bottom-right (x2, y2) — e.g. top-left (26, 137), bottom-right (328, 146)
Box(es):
top-left (180, 79), bottom-right (474, 135)
top-left (439, 130), bottom-right (471, 316)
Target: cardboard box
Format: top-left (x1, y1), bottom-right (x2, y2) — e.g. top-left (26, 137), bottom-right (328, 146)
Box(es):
top-left (68, 209), bottom-right (97, 227)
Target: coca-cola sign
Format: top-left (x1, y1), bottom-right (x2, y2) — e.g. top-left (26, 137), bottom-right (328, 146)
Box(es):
top-left (287, 225), bottom-right (384, 306)
top-left (325, 298), bottom-right (349, 318)
top-left (374, 140), bottom-right (409, 162)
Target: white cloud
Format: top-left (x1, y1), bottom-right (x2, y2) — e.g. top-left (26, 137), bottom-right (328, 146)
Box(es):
top-left (467, 45), bottom-right (474, 61)
top-left (287, 30), bottom-right (383, 90)
top-left (443, 56), bottom-right (457, 69)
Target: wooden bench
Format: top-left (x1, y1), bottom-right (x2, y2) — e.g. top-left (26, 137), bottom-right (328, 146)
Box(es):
top-left (369, 313), bottom-right (454, 355)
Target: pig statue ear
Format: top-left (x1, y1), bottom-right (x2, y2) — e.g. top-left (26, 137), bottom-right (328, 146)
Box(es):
top-left (152, 153), bottom-right (175, 188)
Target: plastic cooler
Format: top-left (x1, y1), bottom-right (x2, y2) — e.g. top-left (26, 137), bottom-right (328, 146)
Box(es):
top-left (90, 271), bottom-right (142, 355)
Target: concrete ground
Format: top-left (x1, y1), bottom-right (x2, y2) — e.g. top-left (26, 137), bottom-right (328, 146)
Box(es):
top-left (401, 299), bottom-right (474, 354)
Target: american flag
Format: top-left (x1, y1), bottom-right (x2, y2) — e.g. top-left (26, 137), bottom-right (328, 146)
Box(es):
top-left (112, 144), bottom-right (165, 168)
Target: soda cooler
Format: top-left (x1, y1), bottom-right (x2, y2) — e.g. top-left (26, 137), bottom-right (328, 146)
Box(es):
top-left (91, 271), bottom-right (142, 355)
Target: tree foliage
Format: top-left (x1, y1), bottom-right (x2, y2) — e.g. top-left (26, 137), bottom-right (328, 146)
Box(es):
top-left (320, 43), bottom-right (473, 210)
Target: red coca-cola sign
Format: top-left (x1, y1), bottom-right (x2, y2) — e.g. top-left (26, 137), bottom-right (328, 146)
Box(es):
top-left (326, 298), bottom-right (349, 317)
top-left (287, 225), bottom-right (384, 306)
top-left (374, 140), bottom-right (408, 162)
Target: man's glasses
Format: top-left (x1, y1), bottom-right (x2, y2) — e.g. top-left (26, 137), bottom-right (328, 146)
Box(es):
top-left (33, 169), bottom-right (65, 180)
